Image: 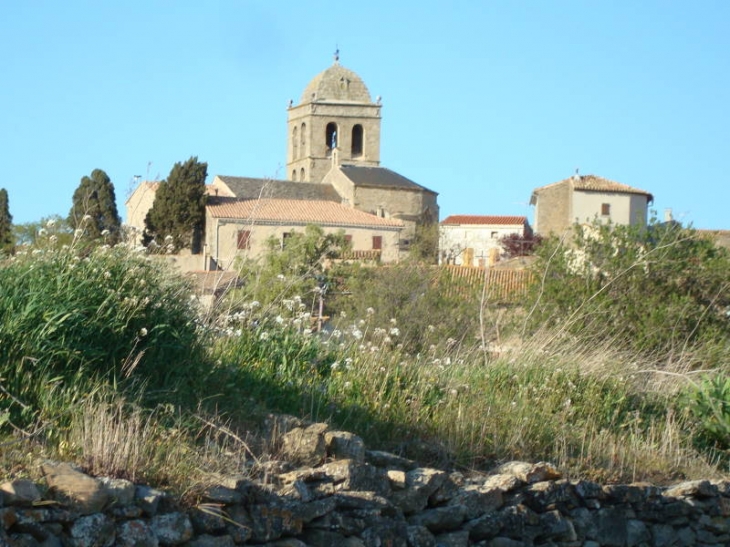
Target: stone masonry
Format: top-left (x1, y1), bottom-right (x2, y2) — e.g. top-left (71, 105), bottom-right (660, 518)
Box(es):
top-left (2, 419), bottom-right (730, 546)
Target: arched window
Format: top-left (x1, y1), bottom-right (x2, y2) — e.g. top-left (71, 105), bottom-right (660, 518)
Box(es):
top-left (351, 124), bottom-right (363, 157)
top-left (292, 169), bottom-right (297, 181)
top-left (300, 168), bottom-right (305, 181)
top-left (300, 122), bottom-right (306, 155)
top-left (292, 126), bottom-right (298, 159)
top-left (325, 122), bottom-right (338, 155)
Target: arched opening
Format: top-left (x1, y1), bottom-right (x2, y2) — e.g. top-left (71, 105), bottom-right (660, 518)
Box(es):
top-left (300, 167), bottom-right (305, 181)
top-left (351, 124), bottom-right (363, 157)
top-left (300, 122), bottom-right (306, 156)
top-left (325, 122), bottom-right (338, 155)
top-left (292, 169), bottom-right (297, 181)
top-left (292, 126), bottom-right (299, 159)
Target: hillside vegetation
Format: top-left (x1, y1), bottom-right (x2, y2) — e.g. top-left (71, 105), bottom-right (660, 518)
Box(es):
top-left (1, 220), bottom-right (729, 492)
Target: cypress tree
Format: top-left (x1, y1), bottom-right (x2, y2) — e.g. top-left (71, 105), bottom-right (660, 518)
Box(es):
top-left (0, 188), bottom-right (13, 254)
top-left (144, 156), bottom-right (207, 252)
top-left (69, 169), bottom-right (121, 242)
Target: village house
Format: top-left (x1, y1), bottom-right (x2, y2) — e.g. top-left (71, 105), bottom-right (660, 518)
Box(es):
top-left (439, 215), bottom-right (531, 267)
top-left (530, 173), bottom-right (653, 236)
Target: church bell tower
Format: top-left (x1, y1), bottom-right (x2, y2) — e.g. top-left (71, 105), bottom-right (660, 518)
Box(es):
top-left (286, 52), bottom-right (382, 183)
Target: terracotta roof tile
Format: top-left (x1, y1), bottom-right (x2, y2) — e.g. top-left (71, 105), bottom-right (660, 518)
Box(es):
top-left (441, 215), bottom-right (527, 226)
top-left (207, 198), bottom-right (404, 229)
top-left (533, 174), bottom-right (653, 201)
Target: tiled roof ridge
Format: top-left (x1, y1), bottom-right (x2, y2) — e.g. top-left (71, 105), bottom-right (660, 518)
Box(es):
top-left (207, 198), bottom-right (404, 228)
top-left (441, 215), bottom-right (527, 225)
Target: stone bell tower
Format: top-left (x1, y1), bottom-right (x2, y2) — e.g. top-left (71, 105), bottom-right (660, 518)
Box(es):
top-left (286, 51), bottom-right (382, 183)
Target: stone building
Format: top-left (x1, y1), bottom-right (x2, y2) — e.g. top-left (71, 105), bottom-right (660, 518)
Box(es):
top-left (530, 173), bottom-right (653, 236)
top-left (439, 215), bottom-right (531, 267)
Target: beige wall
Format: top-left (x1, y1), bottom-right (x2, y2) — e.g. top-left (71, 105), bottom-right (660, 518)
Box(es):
top-left (440, 223), bottom-right (526, 266)
top-left (125, 182), bottom-right (158, 244)
top-left (354, 186), bottom-right (439, 243)
top-left (572, 191), bottom-right (648, 226)
top-left (535, 183), bottom-right (649, 236)
top-left (205, 214), bottom-right (401, 270)
top-left (533, 182), bottom-right (572, 236)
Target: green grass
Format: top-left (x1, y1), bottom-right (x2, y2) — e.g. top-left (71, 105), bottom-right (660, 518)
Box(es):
top-left (0, 238), bottom-right (727, 493)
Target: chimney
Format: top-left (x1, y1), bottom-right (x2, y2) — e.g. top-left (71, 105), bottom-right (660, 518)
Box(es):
top-left (664, 208), bottom-right (673, 222)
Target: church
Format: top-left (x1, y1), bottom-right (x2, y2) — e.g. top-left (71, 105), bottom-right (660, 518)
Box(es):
top-left (126, 54), bottom-right (439, 271)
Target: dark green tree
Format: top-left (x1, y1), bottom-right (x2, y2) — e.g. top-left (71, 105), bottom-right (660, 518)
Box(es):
top-left (144, 157), bottom-right (208, 252)
top-left (68, 169), bottom-right (121, 243)
top-left (0, 188), bottom-right (13, 255)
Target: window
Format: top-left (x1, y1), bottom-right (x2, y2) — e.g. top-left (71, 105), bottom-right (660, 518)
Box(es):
top-left (601, 203), bottom-right (611, 216)
top-left (344, 234), bottom-right (353, 246)
top-left (282, 232), bottom-right (293, 249)
top-left (491, 231), bottom-right (499, 239)
top-left (326, 122), bottom-right (338, 153)
top-left (300, 167), bottom-right (305, 181)
top-left (292, 126), bottom-right (298, 159)
top-left (237, 230), bottom-right (251, 250)
top-left (292, 169), bottom-right (297, 181)
top-left (300, 122), bottom-right (306, 150)
top-left (372, 235), bottom-right (382, 250)
top-left (351, 124), bottom-right (363, 157)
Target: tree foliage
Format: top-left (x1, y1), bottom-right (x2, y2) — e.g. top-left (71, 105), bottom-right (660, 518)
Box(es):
top-left (233, 224), bottom-right (350, 307)
top-left (525, 219), bottom-right (730, 360)
top-left (0, 188), bottom-right (12, 255)
top-left (68, 169), bottom-right (121, 243)
top-left (144, 157), bottom-right (208, 252)
top-left (500, 231), bottom-right (543, 257)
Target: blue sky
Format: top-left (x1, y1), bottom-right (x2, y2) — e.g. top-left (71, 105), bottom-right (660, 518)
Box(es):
top-left (1, 1), bottom-right (728, 228)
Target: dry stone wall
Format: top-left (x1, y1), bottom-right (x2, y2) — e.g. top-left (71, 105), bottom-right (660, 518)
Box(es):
top-left (2, 420), bottom-right (729, 546)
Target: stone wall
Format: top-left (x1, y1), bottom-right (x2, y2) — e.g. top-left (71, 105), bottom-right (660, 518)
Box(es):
top-left (2, 421), bottom-right (729, 546)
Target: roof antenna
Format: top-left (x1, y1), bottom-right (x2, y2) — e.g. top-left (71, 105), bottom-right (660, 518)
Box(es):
top-left (572, 167), bottom-right (580, 181)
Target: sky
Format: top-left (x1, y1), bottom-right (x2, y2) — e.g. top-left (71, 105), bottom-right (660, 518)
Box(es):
top-left (1, 1), bottom-right (729, 229)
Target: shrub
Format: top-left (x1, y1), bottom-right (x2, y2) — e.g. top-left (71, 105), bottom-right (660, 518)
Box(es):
top-left (0, 244), bottom-right (205, 426)
top-left (525, 220), bottom-right (730, 360)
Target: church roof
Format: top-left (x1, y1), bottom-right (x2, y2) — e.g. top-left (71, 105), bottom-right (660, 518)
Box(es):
top-left (441, 215), bottom-right (527, 226)
top-left (532, 174), bottom-right (653, 202)
top-left (207, 198), bottom-right (404, 229)
top-left (301, 62), bottom-right (372, 104)
top-left (339, 165), bottom-right (438, 195)
top-left (214, 176), bottom-right (341, 202)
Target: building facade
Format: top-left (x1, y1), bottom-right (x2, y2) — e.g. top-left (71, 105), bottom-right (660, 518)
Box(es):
top-left (530, 173), bottom-right (653, 236)
top-left (439, 215), bottom-right (530, 266)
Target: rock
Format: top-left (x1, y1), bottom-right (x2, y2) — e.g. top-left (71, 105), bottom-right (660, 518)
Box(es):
top-left (318, 459), bottom-right (391, 496)
top-left (325, 431), bottom-right (366, 462)
top-left (361, 520), bottom-right (408, 547)
top-left (495, 462), bottom-right (561, 484)
top-left (149, 512), bottom-right (193, 546)
top-left (388, 470), bottom-right (407, 490)
top-left (664, 480), bottom-right (717, 499)
top-left (406, 525), bottom-right (436, 547)
top-left (365, 450), bottom-right (417, 471)
top-left (249, 504), bottom-right (303, 543)
top-left (448, 485), bottom-right (503, 521)
top-left (0, 480), bottom-right (41, 506)
top-left (135, 486), bottom-right (168, 517)
top-left (115, 519), bottom-right (158, 547)
top-left (98, 477), bottom-right (135, 507)
top-left (433, 529), bottom-right (469, 547)
top-left (392, 468), bottom-right (448, 515)
top-left (482, 474), bottom-right (522, 493)
top-left (280, 423), bottom-right (329, 467)
top-left (41, 463), bottom-right (108, 515)
top-left (200, 485), bottom-right (241, 505)
top-left (185, 534), bottom-right (235, 547)
top-left (66, 513), bottom-right (115, 547)
top-left (190, 505), bottom-right (227, 534)
top-left (407, 505), bottom-right (466, 532)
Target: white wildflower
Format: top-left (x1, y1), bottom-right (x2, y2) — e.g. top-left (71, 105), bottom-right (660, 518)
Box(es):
top-left (259, 331), bottom-right (269, 340)
top-left (352, 329), bottom-right (363, 340)
top-left (389, 327), bottom-right (400, 337)
top-left (49, 235), bottom-right (58, 244)
top-left (366, 307), bottom-right (375, 315)
top-left (275, 315), bottom-right (284, 324)
top-left (46, 218), bottom-right (56, 228)
top-left (38, 228), bottom-right (48, 237)
top-left (139, 328), bottom-right (148, 337)
top-left (331, 362), bottom-right (340, 370)
top-left (101, 229), bottom-right (110, 237)
top-left (390, 318), bottom-right (397, 325)
top-left (303, 328), bottom-right (313, 336)
top-left (82, 214), bottom-right (92, 223)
